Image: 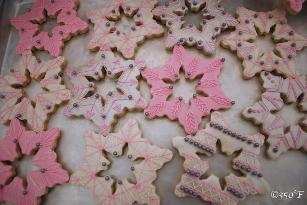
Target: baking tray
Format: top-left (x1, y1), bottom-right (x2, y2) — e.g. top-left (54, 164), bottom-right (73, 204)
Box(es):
top-left (0, 0), bottom-right (306, 205)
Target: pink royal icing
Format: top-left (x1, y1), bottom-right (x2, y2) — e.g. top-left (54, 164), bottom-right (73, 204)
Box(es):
top-left (142, 45), bottom-right (233, 134)
top-left (0, 119), bottom-right (69, 205)
top-left (10, 0), bottom-right (88, 57)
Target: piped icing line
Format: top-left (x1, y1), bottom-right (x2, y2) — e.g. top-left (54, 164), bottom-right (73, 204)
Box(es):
top-left (242, 71), bottom-right (307, 158)
top-left (152, 0), bottom-right (238, 55)
top-left (87, 0), bottom-right (164, 59)
top-left (142, 45), bottom-right (233, 134)
top-left (0, 50), bottom-right (70, 131)
top-left (10, 0), bottom-right (88, 57)
top-left (172, 111), bottom-right (270, 205)
top-left (64, 46), bottom-right (146, 136)
top-left (0, 119), bottom-right (69, 205)
top-left (70, 118), bottom-right (173, 205)
top-left (221, 7), bottom-right (307, 79)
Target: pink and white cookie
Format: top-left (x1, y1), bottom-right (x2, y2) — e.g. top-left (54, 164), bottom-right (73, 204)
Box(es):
top-left (70, 118), bottom-right (173, 205)
top-left (64, 45), bottom-right (146, 136)
top-left (152, 0), bottom-right (238, 55)
top-left (173, 112), bottom-right (270, 205)
top-left (242, 71), bottom-right (307, 158)
top-left (285, 0), bottom-right (306, 14)
top-left (10, 0), bottom-right (88, 57)
top-left (142, 45), bottom-right (234, 135)
top-left (0, 118), bottom-right (69, 205)
top-left (87, 0), bottom-right (164, 59)
top-left (221, 7), bottom-right (307, 79)
top-left (0, 50), bottom-right (71, 132)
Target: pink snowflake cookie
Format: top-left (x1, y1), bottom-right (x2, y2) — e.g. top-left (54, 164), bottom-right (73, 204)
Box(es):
top-left (87, 0), bottom-right (164, 59)
top-left (70, 118), bottom-right (173, 205)
top-left (64, 46), bottom-right (146, 136)
top-left (221, 7), bottom-right (307, 79)
top-left (142, 45), bottom-right (234, 135)
top-left (0, 118), bottom-right (69, 205)
top-left (10, 0), bottom-right (88, 57)
top-left (285, 0), bottom-right (306, 14)
top-left (0, 50), bottom-right (71, 132)
top-left (173, 112), bottom-right (270, 205)
top-left (242, 71), bottom-right (307, 158)
top-left (152, 0), bottom-right (238, 55)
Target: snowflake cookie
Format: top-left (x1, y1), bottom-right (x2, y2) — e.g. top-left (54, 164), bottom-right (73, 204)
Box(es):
top-left (64, 46), bottom-right (146, 136)
top-left (142, 45), bottom-right (233, 135)
top-left (10, 0), bottom-right (88, 57)
top-left (0, 118), bottom-right (69, 205)
top-left (242, 71), bottom-right (307, 159)
top-left (70, 118), bottom-right (173, 205)
top-left (285, 0), bottom-right (306, 14)
top-left (221, 7), bottom-right (307, 79)
top-left (152, 0), bottom-right (238, 55)
top-left (0, 50), bottom-right (70, 132)
top-left (172, 111), bottom-right (270, 205)
top-left (87, 0), bottom-right (164, 59)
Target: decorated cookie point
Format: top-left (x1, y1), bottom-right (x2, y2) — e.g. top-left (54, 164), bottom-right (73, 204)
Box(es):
top-left (0, 118), bottom-right (69, 205)
top-left (10, 0), bottom-right (88, 57)
top-left (173, 111), bottom-right (270, 204)
top-left (142, 45), bottom-right (233, 134)
top-left (70, 119), bottom-right (172, 205)
top-left (0, 50), bottom-right (70, 131)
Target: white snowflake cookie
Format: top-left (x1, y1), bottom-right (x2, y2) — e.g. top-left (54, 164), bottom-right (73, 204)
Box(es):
top-left (173, 111), bottom-right (270, 205)
top-left (64, 46), bottom-right (146, 136)
top-left (0, 50), bottom-right (70, 131)
top-left (152, 0), bottom-right (238, 55)
top-left (70, 118), bottom-right (173, 205)
top-left (243, 71), bottom-right (307, 158)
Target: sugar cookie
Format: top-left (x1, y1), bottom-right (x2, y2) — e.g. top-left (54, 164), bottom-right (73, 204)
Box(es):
top-left (0, 118), bottom-right (69, 205)
top-left (87, 0), bottom-right (164, 59)
top-left (142, 45), bottom-right (233, 134)
top-left (10, 0), bottom-right (88, 57)
top-left (152, 0), bottom-right (238, 55)
top-left (0, 50), bottom-right (71, 132)
top-left (221, 7), bottom-right (307, 79)
top-left (173, 111), bottom-right (270, 205)
top-left (285, 0), bottom-right (306, 14)
top-left (64, 45), bottom-right (146, 136)
top-left (70, 118), bottom-right (173, 205)
top-left (243, 71), bottom-right (307, 158)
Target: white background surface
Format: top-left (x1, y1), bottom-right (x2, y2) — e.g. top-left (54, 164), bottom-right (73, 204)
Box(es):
top-left (0, 0), bottom-right (306, 205)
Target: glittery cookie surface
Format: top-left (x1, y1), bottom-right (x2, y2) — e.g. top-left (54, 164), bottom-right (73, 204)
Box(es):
top-left (10, 0), bottom-right (88, 57)
top-left (173, 111), bottom-right (270, 205)
top-left (64, 45), bottom-right (146, 136)
top-left (221, 7), bottom-right (307, 79)
top-left (152, 0), bottom-right (237, 55)
top-left (70, 118), bottom-right (173, 205)
top-left (0, 50), bottom-right (70, 131)
top-left (87, 0), bottom-right (164, 59)
top-left (0, 119), bottom-right (69, 205)
top-left (142, 45), bottom-right (233, 134)
top-left (242, 71), bottom-right (307, 158)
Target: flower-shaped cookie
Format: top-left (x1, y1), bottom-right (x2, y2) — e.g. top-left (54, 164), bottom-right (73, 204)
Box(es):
top-left (142, 45), bottom-right (233, 134)
top-left (152, 0), bottom-right (237, 55)
top-left (87, 0), bottom-right (164, 59)
top-left (173, 112), bottom-right (270, 205)
top-left (0, 50), bottom-right (70, 132)
top-left (285, 0), bottom-right (306, 14)
top-left (221, 7), bottom-right (307, 79)
top-left (10, 0), bottom-right (88, 57)
top-left (0, 118), bottom-right (69, 205)
top-left (64, 46), bottom-right (146, 136)
top-left (243, 71), bottom-right (307, 159)
top-left (70, 119), bottom-right (173, 205)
